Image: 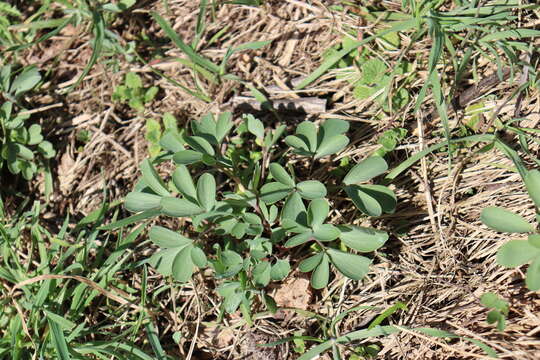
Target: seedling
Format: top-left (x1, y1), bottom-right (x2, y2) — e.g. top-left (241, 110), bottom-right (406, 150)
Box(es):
top-left (113, 72), bottom-right (158, 112)
top-left (480, 292), bottom-right (509, 331)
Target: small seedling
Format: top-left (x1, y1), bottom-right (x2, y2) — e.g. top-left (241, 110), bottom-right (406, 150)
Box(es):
top-left (113, 72), bottom-right (158, 112)
top-left (480, 292), bottom-right (509, 331)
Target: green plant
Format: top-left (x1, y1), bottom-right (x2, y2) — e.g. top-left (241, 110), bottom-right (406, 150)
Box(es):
top-left (114, 113), bottom-right (396, 318)
top-left (113, 72), bottom-right (159, 112)
top-left (0, 2), bottom-right (21, 46)
top-left (0, 65), bottom-right (55, 181)
top-left (480, 292), bottom-right (509, 331)
top-left (480, 169), bottom-right (540, 291)
top-left (145, 113), bottom-right (182, 157)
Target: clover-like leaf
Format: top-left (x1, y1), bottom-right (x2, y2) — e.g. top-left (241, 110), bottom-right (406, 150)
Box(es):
top-left (270, 259), bottom-right (290, 281)
top-left (172, 165), bottom-right (197, 202)
top-left (311, 254), bottom-right (330, 289)
top-left (140, 159), bottom-right (170, 197)
top-left (308, 198), bottom-right (329, 227)
top-left (125, 192), bottom-right (161, 212)
top-left (327, 248), bottom-right (371, 281)
top-left (481, 207), bottom-right (534, 233)
top-left (525, 170), bottom-right (540, 209)
top-left (345, 185), bottom-right (382, 216)
top-left (496, 240), bottom-right (540, 267)
top-left (160, 197), bottom-right (204, 217)
top-left (269, 163), bottom-right (295, 187)
top-left (312, 223), bottom-right (340, 241)
top-left (173, 150), bottom-right (203, 165)
top-left (191, 247), bottom-right (207, 267)
top-left (281, 192), bottom-right (307, 226)
top-left (338, 225), bottom-right (388, 252)
top-left (172, 245), bottom-right (195, 282)
top-left (185, 135), bottom-right (215, 156)
top-left (526, 256), bottom-right (540, 291)
top-left (299, 253), bottom-right (323, 272)
top-left (296, 121), bottom-right (318, 152)
top-left (320, 118), bottom-right (349, 140)
top-left (285, 135), bottom-right (310, 155)
top-left (197, 173), bottom-right (216, 211)
top-left (246, 114), bottom-right (265, 139)
top-left (253, 261), bottom-right (272, 287)
top-left (343, 156), bottom-right (388, 185)
top-left (149, 226), bottom-right (192, 248)
top-left (260, 182), bottom-right (293, 204)
top-left (297, 180), bottom-right (327, 200)
top-left (285, 231), bottom-right (312, 247)
top-left (315, 134), bottom-right (349, 159)
top-left (529, 234), bottom-right (540, 249)
top-left (216, 112), bottom-right (234, 143)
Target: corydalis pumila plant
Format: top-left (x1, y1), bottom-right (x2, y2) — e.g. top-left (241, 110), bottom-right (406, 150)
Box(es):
top-left (122, 112), bottom-right (396, 315)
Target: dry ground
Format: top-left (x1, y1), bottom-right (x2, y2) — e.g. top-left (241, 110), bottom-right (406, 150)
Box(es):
top-left (6, 0), bottom-right (540, 359)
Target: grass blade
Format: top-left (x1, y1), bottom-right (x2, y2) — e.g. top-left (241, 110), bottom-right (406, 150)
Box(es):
top-left (48, 318), bottom-right (72, 360)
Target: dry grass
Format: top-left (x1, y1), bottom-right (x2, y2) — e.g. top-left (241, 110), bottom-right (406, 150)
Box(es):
top-left (9, 0), bottom-right (540, 359)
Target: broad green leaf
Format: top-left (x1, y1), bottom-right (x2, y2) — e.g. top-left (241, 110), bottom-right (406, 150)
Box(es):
top-left (185, 135), bottom-right (215, 156)
top-left (311, 254), bottom-right (329, 289)
top-left (308, 198), bottom-right (329, 227)
top-left (338, 225), bottom-right (388, 252)
top-left (263, 294), bottom-right (278, 314)
top-left (149, 226), bottom-right (192, 248)
top-left (27, 124), bottom-right (43, 145)
top-left (312, 223), bottom-right (340, 241)
top-left (221, 250), bottom-right (243, 267)
top-left (296, 121), bottom-right (318, 152)
top-left (358, 185), bottom-right (396, 214)
top-left (361, 58), bottom-right (387, 84)
top-left (315, 135), bottom-right (349, 159)
top-left (345, 185), bottom-right (382, 217)
top-left (496, 240), bottom-right (540, 267)
top-left (173, 150), bottom-right (203, 164)
top-left (140, 158), bottom-right (170, 197)
top-left (37, 141), bottom-right (55, 158)
top-left (11, 66), bottom-right (41, 96)
top-left (160, 131), bottom-right (184, 153)
top-left (197, 173), bottom-right (216, 211)
top-left (260, 182), bottom-right (293, 204)
top-left (281, 192), bottom-right (307, 225)
top-left (192, 113), bottom-right (217, 142)
top-left (343, 156), bottom-right (388, 185)
top-left (299, 253), bottom-right (323, 272)
top-left (529, 234), bottom-right (540, 249)
top-left (246, 114), bottom-right (265, 139)
top-left (191, 247), bottom-right (207, 267)
top-left (124, 192), bottom-right (161, 212)
top-left (297, 180), bottom-right (327, 200)
top-left (172, 245), bottom-right (195, 282)
top-left (320, 118), bottom-right (349, 140)
top-left (285, 231), bottom-right (312, 247)
top-left (327, 248), bottom-right (371, 280)
top-left (172, 165), bottom-right (197, 201)
top-left (270, 259), bottom-right (290, 281)
top-left (253, 261), bottom-right (271, 287)
top-left (216, 112), bottom-right (233, 142)
top-left (526, 256), bottom-right (540, 291)
top-left (524, 170), bottom-right (540, 209)
top-left (149, 247), bottom-right (180, 276)
top-left (285, 135), bottom-right (310, 154)
top-left (481, 207), bottom-right (534, 233)
top-left (125, 72), bottom-right (142, 88)
top-left (160, 197), bottom-right (204, 217)
top-left (269, 163), bottom-right (295, 187)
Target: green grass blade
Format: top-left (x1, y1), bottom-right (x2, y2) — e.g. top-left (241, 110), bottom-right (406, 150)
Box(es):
top-left (480, 29), bottom-right (540, 42)
top-left (98, 209), bottom-right (161, 230)
top-left (48, 318), bottom-right (72, 360)
top-left (145, 322), bottom-right (168, 360)
top-left (151, 11), bottom-right (220, 74)
top-left (295, 19), bottom-right (416, 89)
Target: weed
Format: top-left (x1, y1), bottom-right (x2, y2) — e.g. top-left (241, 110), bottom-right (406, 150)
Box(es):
top-left (480, 292), bottom-right (509, 331)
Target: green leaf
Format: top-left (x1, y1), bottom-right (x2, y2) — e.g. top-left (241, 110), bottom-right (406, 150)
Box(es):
top-left (260, 182), bottom-right (293, 204)
top-left (160, 197), bottom-right (204, 217)
top-left (327, 248), bottom-right (371, 280)
top-left (338, 225), bottom-right (388, 252)
top-left (124, 192), bottom-right (162, 212)
top-left (320, 118), bottom-right (349, 139)
top-left (185, 135), bottom-right (215, 156)
top-left (345, 185), bottom-right (382, 217)
top-left (140, 158), bottom-right (170, 197)
top-left (299, 253), bottom-right (323, 272)
top-left (47, 319), bottom-right (71, 360)
top-left (173, 150), bottom-right (203, 164)
top-left (281, 192), bottom-right (307, 225)
top-left (269, 163), bottom-right (295, 187)
top-left (312, 224), bottom-right (340, 241)
top-left (192, 113), bottom-right (217, 144)
top-left (149, 226), bottom-right (192, 248)
top-left (526, 256), bottom-right (540, 291)
top-left (263, 294), bottom-right (278, 314)
top-left (172, 165), bottom-right (197, 201)
top-left (27, 124), bottom-right (43, 145)
top-left (216, 112), bottom-right (233, 142)
top-left (311, 254), bottom-right (330, 289)
top-left (253, 261), bottom-right (271, 287)
top-left (524, 170), bottom-right (540, 209)
top-left (481, 207), bottom-right (534, 233)
top-left (172, 245), bottom-right (195, 282)
top-left (361, 58), bottom-right (387, 85)
top-left (296, 121), bottom-right (318, 152)
top-left (246, 114), bottom-right (265, 139)
top-left (190, 246), bottom-right (207, 267)
top-left (37, 141), bottom-right (55, 158)
top-left (270, 259), bottom-right (290, 281)
top-left (315, 135), bottom-right (349, 159)
top-left (297, 180), bottom-right (327, 200)
top-left (496, 240), bottom-right (540, 267)
top-left (197, 173), bottom-right (216, 211)
top-left (11, 66), bottom-right (41, 96)
top-left (357, 185), bottom-right (396, 214)
top-left (308, 198), bottom-right (329, 227)
top-left (480, 29), bottom-right (540, 42)
top-left (529, 234), bottom-right (540, 249)
top-left (285, 135), bottom-right (310, 154)
top-left (343, 157), bottom-right (388, 185)
top-left (285, 232), bottom-right (312, 247)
